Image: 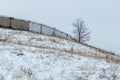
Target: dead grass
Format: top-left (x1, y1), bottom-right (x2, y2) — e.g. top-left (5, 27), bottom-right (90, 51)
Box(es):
top-left (1, 27), bottom-right (120, 64)
top-left (75, 76), bottom-right (86, 80)
top-left (0, 38), bottom-right (8, 42)
top-left (0, 27), bottom-right (118, 56)
top-left (71, 40), bottom-right (116, 55)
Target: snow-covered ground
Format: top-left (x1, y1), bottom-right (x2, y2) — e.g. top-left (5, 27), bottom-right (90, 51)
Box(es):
top-left (0, 28), bottom-right (120, 80)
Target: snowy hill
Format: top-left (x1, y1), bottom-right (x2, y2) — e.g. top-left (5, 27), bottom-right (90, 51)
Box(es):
top-left (0, 28), bottom-right (120, 80)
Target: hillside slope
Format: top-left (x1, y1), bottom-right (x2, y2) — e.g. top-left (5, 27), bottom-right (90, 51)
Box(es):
top-left (0, 28), bottom-right (120, 80)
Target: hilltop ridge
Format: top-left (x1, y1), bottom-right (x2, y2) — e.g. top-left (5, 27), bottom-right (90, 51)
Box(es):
top-left (0, 28), bottom-right (120, 80)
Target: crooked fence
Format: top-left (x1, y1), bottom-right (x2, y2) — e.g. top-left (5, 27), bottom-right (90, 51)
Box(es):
top-left (0, 16), bottom-right (73, 40)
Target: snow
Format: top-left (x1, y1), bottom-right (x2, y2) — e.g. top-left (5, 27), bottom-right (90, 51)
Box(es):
top-left (0, 28), bottom-right (120, 80)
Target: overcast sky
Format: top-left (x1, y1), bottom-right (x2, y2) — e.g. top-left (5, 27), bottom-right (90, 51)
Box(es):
top-left (0, 0), bottom-right (120, 54)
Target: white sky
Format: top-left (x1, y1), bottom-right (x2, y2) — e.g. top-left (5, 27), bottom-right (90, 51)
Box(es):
top-left (0, 0), bottom-right (120, 54)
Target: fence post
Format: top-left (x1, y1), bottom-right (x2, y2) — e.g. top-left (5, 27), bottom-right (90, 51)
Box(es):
top-left (53, 28), bottom-right (56, 36)
top-left (66, 34), bottom-right (68, 39)
top-left (70, 35), bottom-right (72, 39)
top-left (40, 24), bottom-right (42, 34)
top-left (28, 20), bottom-right (30, 31)
top-left (9, 17), bottom-right (14, 28)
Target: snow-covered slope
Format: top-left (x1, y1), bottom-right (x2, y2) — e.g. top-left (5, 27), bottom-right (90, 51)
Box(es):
top-left (0, 28), bottom-right (120, 80)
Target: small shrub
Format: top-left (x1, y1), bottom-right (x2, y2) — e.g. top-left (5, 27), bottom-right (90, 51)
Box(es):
top-left (0, 38), bottom-right (7, 42)
top-left (28, 69), bottom-right (33, 76)
top-left (20, 67), bottom-right (33, 76)
top-left (71, 45), bottom-right (74, 52)
top-left (17, 53), bottom-right (24, 56)
top-left (76, 77), bottom-right (86, 80)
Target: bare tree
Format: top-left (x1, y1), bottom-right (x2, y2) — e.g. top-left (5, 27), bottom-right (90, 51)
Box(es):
top-left (72, 18), bottom-right (91, 43)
